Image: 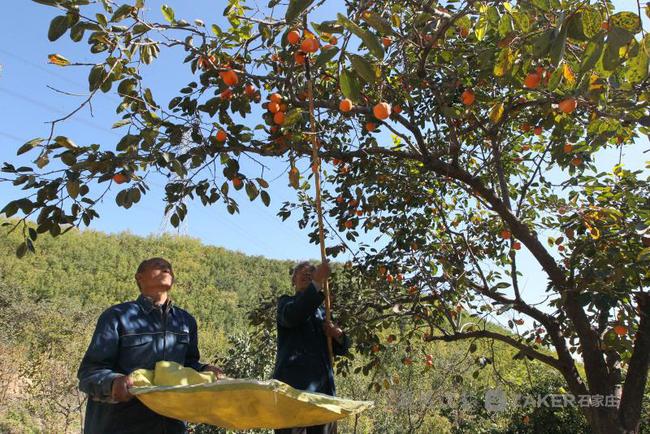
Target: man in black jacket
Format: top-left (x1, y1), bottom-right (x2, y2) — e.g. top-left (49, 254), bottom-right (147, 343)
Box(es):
top-left (272, 261), bottom-right (350, 434)
top-left (77, 257), bottom-right (223, 433)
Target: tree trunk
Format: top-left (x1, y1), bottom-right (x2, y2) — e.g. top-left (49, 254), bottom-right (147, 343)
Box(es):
top-left (587, 406), bottom-right (642, 434)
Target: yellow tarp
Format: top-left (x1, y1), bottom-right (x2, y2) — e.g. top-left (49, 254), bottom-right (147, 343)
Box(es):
top-left (129, 361), bottom-right (373, 429)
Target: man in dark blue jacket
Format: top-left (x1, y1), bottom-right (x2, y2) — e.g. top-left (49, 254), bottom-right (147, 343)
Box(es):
top-left (77, 257), bottom-right (223, 434)
top-left (273, 261), bottom-right (350, 434)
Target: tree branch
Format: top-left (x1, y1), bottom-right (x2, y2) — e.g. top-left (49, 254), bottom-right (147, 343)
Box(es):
top-left (424, 329), bottom-right (562, 370)
top-left (619, 292), bottom-right (650, 431)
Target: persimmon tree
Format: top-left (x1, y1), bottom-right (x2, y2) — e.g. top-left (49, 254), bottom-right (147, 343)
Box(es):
top-left (2, 0), bottom-right (650, 432)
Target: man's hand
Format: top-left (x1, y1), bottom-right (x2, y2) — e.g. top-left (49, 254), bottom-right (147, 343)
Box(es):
top-left (312, 261), bottom-right (331, 284)
top-left (323, 320), bottom-right (344, 343)
top-left (111, 375), bottom-right (134, 402)
top-left (202, 364), bottom-right (226, 380)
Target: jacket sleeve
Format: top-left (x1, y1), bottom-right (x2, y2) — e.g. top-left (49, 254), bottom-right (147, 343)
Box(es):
top-left (277, 283), bottom-right (325, 328)
top-left (77, 309), bottom-right (123, 402)
top-left (333, 333), bottom-right (351, 357)
top-left (184, 314), bottom-right (206, 371)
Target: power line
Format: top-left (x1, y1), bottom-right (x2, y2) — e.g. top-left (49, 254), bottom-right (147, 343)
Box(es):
top-left (0, 131), bottom-right (27, 143)
top-left (0, 87), bottom-right (121, 137)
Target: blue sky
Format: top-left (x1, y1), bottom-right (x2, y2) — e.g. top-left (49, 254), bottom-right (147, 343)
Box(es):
top-left (0, 1), bottom-right (648, 318)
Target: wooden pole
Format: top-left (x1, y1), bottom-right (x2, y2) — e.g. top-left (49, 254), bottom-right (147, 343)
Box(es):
top-left (305, 55), bottom-right (334, 366)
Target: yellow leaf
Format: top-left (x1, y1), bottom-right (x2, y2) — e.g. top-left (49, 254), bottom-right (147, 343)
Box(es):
top-left (489, 102), bottom-right (505, 124)
top-left (493, 48), bottom-right (514, 77)
top-left (589, 226), bottom-right (600, 240)
top-left (589, 73), bottom-right (604, 90)
top-left (288, 166), bottom-right (300, 189)
top-left (562, 63), bottom-right (576, 85)
top-left (48, 53), bottom-right (70, 66)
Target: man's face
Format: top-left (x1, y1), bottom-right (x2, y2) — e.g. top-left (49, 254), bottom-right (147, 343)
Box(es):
top-left (293, 264), bottom-right (315, 291)
top-left (136, 259), bottom-right (174, 292)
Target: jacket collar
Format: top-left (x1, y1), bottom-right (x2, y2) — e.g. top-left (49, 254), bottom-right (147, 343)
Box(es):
top-left (136, 294), bottom-right (173, 314)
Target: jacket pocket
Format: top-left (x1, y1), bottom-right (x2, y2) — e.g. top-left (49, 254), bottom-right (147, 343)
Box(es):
top-left (120, 334), bottom-right (155, 348)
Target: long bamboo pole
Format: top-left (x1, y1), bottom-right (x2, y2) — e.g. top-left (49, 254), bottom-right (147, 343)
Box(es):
top-left (304, 54), bottom-right (334, 366)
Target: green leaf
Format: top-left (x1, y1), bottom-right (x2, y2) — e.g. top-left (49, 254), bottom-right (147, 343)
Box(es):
top-left (245, 182), bottom-right (259, 201)
top-left (66, 180), bottom-right (80, 199)
top-left (111, 4), bottom-right (133, 22)
top-left (96, 13), bottom-right (108, 27)
top-left (17, 138), bottom-right (44, 155)
top-left (603, 28), bottom-right (634, 71)
top-left (530, 0), bottom-right (550, 11)
top-left (608, 26), bottom-right (635, 47)
top-left (638, 247), bottom-right (650, 261)
top-left (161, 4), bottom-right (175, 23)
top-left (54, 136), bottom-right (77, 149)
top-left (363, 11), bottom-right (394, 35)
top-left (486, 6), bottom-right (500, 26)
top-left (16, 242), bottom-right (28, 259)
top-left (349, 54), bottom-right (376, 83)
top-left (340, 69), bottom-right (361, 102)
top-left (48, 15), bottom-right (69, 41)
top-left (1, 201), bottom-right (18, 218)
top-left (317, 20), bottom-right (344, 34)
top-left (70, 23), bottom-right (86, 41)
top-left (581, 8), bottom-right (602, 39)
top-left (211, 24), bottom-right (223, 36)
top-left (498, 14), bottom-right (513, 38)
top-left (611, 11), bottom-right (641, 34)
top-left (258, 23), bottom-right (272, 42)
top-left (550, 25), bottom-right (568, 66)
top-left (88, 65), bottom-right (105, 91)
top-left (314, 45), bottom-right (339, 68)
top-left (35, 155), bottom-right (49, 169)
top-left (511, 11), bottom-right (530, 33)
top-left (547, 66), bottom-right (563, 91)
top-left (112, 119), bottom-right (131, 129)
top-left (580, 33), bottom-right (605, 73)
top-left (337, 13), bottom-right (384, 59)
top-left (625, 43), bottom-right (649, 85)
top-left (566, 13), bottom-right (587, 41)
top-left (283, 108), bottom-right (303, 127)
top-left (140, 45), bottom-right (152, 64)
top-left (532, 29), bottom-right (554, 58)
top-left (260, 190), bottom-right (271, 206)
top-left (32, 0), bottom-right (59, 6)
top-left (128, 187), bottom-right (141, 203)
top-left (143, 88), bottom-right (158, 109)
top-left (285, 0), bottom-right (313, 23)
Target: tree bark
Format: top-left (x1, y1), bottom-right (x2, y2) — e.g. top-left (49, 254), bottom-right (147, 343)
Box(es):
top-left (619, 292), bottom-right (650, 433)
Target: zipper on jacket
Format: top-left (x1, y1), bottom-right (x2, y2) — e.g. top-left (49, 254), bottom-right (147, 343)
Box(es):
top-left (162, 306), bottom-right (167, 360)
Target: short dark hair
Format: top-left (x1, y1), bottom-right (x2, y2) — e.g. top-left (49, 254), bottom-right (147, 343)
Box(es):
top-left (135, 258), bottom-right (174, 290)
top-left (291, 261), bottom-right (314, 286)
top-left (136, 257), bottom-right (173, 274)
